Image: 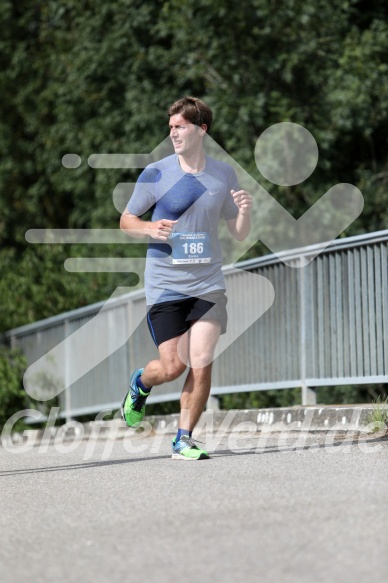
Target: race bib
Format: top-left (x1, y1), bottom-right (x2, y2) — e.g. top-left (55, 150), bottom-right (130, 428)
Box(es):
top-left (171, 232), bottom-right (211, 264)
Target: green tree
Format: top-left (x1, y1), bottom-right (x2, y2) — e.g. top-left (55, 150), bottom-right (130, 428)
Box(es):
top-left (1, 0), bottom-right (387, 406)
top-left (0, 346), bottom-right (30, 429)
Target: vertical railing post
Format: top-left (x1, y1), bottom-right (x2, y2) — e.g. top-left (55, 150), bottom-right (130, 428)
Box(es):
top-left (64, 319), bottom-right (72, 423)
top-left (300, 257), bottom-right (317, 405)
top-left (10, 333), bottom-right (16, 350)
top-left (127, 298), bottom-right (136, 383)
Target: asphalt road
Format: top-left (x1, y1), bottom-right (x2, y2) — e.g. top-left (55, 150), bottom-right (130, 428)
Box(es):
top-left (1, 429), bottom-right (387, 583)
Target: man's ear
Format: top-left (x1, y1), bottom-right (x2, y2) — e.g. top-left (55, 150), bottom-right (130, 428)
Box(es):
top-left (199, 124), bottom-right (208, 135)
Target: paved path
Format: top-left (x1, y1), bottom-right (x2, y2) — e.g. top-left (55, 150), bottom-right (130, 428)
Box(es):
top-left (1, 430), bottom-right (387, 583)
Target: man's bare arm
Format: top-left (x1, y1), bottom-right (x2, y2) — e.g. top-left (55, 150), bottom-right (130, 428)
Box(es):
top-left (120, 210), bottom-right (177, 241)
top-left (226, 190), bottom-right (252, 241)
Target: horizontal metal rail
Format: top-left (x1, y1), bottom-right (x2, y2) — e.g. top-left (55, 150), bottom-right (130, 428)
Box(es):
top-left (4, 229), bottom-right (388, 418)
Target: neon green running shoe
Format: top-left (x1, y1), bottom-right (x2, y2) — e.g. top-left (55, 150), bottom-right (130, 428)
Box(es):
top-left (172, 435), bottom-right (210, 461)
top-left (121, 368), bottom-right (148, 427)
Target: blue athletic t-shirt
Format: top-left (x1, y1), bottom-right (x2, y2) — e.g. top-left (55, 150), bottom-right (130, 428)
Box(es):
top-left (127, 154), bottom-right (239, 305)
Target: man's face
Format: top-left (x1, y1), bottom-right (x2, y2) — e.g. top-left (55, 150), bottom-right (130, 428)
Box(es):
top-left (169, 113), bottom-right (205, 156)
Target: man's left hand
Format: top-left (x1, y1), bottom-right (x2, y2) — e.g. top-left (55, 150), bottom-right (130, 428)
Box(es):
top-left (231, 190), bottom-right (252, 215)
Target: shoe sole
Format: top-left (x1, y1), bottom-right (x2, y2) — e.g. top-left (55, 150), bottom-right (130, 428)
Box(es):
top-left (120, 389), bottom-right (130, 423)
top-left (171, 453), bottom-right (210, 461)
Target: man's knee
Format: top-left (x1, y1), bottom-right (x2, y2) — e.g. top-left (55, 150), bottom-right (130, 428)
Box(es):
top-left (163, 359), bottom-right (186, 382)
top-left (190, 351), bottom-right (214, 370)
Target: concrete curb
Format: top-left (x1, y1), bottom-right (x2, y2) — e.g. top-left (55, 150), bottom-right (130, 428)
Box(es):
top-left (1, 404), bottom-right (387, 449)
top-left (145, 404), bottom-right (387, 436)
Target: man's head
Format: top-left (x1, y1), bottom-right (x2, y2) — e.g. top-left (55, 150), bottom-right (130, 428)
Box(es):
top-left (168, 96), bottom-right (213, 133)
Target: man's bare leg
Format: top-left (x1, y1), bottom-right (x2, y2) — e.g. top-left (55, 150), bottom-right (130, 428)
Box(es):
top-left (122, 332), bottom-right (189, 427)
top-left (178, 319), bottom-right (221, 431)
top-left (140, 333), bottom-right (189, 388)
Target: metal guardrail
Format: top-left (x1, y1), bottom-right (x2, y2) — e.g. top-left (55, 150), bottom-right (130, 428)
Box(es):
top-left (4, 230), bottom-right (388, 418)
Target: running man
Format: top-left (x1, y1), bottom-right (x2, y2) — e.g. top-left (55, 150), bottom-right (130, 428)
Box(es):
top-left (120, 96), bottom-right (252, 460)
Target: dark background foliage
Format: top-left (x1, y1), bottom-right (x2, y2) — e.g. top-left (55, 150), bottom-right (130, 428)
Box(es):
top-left (1, 0), bottom-right (387, 418)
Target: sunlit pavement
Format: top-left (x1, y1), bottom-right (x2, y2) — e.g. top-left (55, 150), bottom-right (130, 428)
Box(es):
top-left (1, 430), bottom-right (387, 583)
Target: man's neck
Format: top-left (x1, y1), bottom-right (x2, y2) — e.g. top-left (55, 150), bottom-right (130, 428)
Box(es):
top-left (178, 150), bottom-right (206, 174)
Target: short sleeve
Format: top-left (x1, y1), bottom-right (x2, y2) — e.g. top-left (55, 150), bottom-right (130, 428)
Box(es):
top-left (126, 166), bottom-right (160, 216)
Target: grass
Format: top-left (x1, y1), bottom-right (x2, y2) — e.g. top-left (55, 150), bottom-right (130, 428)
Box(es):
top-left (367, 395), bottom-right (388, 433)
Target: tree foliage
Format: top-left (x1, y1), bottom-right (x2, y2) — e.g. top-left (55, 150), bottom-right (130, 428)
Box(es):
top-left (0, 0), bottom-right (387, 408)
top-left (0, 347), bottom-right (30, 428)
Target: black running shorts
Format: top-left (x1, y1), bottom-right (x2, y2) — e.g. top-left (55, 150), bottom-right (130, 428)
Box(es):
top-left (146, 291), bottom-right (228, 347)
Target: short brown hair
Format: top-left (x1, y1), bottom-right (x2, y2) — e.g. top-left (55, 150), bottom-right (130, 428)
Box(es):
top-left (168, 96), bottom-right (213, 133)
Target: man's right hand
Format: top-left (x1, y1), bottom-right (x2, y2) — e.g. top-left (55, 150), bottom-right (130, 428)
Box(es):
top-left (147, 219), bottom-right (178, 241)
